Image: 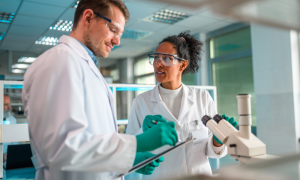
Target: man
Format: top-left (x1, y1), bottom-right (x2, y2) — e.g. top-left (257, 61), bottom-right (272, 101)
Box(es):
top-left (3, 95), bottom-right (16, 124)
top-left (22, 0), bottom-right (178, 180)
top-left (3, 94), bottom-right (17, 163)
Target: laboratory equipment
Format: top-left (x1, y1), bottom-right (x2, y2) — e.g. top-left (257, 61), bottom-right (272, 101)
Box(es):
top-left (202, 94), bottom-right (277, 164)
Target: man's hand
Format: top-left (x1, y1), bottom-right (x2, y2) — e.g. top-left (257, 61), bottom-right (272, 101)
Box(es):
top-left (136, 121), bottom-right (178, 152)
top-left (3, 153), bottom-right (7, 163)
top-left (142, 115), bottom-right (167, 132)
top-left (134, 152), bottom-right (164, 175)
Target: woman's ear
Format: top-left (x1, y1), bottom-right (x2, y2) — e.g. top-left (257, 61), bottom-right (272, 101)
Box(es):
top-left (180, 60), bottom-right (189, 71)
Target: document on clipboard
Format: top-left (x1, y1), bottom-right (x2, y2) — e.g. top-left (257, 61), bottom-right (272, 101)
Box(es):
top-left (116, 136), bottom-right (194, 178)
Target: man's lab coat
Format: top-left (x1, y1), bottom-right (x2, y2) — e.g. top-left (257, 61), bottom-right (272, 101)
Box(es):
top-left (22, 35), bottom-right (136, 180)
top-left (126, 84), bottom-right (227, 180)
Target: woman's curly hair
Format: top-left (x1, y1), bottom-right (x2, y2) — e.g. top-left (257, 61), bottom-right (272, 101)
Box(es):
top-left (159, 31), bottom-right (203, 74)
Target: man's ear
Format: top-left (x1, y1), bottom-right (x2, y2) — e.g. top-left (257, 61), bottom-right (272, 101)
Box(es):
top-left (82, 9), bottom-right (94, 26)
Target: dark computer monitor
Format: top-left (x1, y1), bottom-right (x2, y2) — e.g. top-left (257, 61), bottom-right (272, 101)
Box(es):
top-left (5, 144), bottom-right (34, 170)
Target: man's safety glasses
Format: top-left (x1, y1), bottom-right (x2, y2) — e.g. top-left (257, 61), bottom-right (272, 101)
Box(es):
top-left (148, 53), bottom-right (185, 66)
top-left (93, 11), bottom-right (123, 38)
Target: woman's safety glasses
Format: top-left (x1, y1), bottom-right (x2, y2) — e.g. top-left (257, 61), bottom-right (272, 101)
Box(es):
top-left (148, 53), bottom-right (185, 66)
top-left (93, 11), bottom-right (123, 38)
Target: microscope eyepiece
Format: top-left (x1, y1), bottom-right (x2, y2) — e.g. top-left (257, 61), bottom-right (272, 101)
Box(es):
top-left (201, 115), bottom-right (212, 126)
top-left (213, 114), bottom-right (223, 123)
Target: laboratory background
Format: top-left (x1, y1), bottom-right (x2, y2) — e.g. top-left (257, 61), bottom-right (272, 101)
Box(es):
top-left (0, 0), bottom-right (299, 179)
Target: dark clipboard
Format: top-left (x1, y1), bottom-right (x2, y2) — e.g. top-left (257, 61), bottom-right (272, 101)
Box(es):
top-left (116, 137), bottom-right (194, 178)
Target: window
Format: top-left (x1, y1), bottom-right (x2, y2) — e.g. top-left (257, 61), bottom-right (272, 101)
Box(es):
top-left (135, 57), bottom-right (155, 85)
top-left (209, 26), bottom-right (256, 126)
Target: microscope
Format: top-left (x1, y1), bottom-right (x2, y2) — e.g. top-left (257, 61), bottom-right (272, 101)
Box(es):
top-left (202, 94), bottom-right (277, 164)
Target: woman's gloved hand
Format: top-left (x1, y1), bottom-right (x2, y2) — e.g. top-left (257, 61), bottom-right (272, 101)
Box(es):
top-left (213, 114), bottom-right (238, 144)
top-left (136, 121), bottom-right (178, 152)
top-left (143, 115), bottom-right (167, 132)
top-left (133, 152), bottom-right (164, 175)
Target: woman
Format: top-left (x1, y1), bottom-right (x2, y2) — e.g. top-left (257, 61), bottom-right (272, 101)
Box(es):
top-left (126, 31), bottom-right (235, 179)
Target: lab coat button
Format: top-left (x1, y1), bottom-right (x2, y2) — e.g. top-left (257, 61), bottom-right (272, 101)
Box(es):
top-left (182, 166), bottom-right (186, 170)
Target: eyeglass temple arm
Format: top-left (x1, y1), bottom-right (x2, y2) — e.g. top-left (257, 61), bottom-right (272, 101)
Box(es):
top-left (93, 11), bottom-right (112, 23)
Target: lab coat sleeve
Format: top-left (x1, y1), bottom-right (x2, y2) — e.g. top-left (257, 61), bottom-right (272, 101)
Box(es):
top-left (204, 90), bottom-right (227, 158)
top-left (23, 47), bottom-right (136, 173)
top-left (126, 99), bottom-right (143, 135)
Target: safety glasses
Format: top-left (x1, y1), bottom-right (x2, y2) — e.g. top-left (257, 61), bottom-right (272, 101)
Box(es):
top-left (93, 11), bottom-right (123, 38)
top-left (148, 53), bottom-right (185, 66)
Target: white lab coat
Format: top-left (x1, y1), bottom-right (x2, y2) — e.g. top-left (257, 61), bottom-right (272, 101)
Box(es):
top-left (3, 114), bottom-right (17, 154)
top-left (126, 84), bottom-right (227, 180)
top-left (22, 35), bottom-right (136, 180)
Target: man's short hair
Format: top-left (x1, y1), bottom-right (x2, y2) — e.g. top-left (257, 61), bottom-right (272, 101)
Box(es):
top-left (73, 0), bottom-right (130, 30)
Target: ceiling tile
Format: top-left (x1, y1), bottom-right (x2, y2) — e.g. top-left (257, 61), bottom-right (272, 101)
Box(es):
top-left (0, 41), bottom-right (31, 51)
top-left (24, 0), bottom-right (74, 8)
top-left (0, 23), bottom-right (9, 32)
top-left (175, 16), bottom-right (219, 29)
top-left (4, 34), bottom-right (37, 43)
top-left (196, 9), bottom-right (228, 20)
top-left (12, 14), bottom-right (54, 28)
top-left (126, 0), bottom-right (170, 8)
top-left (18, 1), bottom-right (65, 19)
top-left (141, 33), bottom-right (167, 44)
top-left (157, 25), bottom-right (191, 36)
top-left (0, 0), bottom-right (21, 13)
top-left (8, 25), bottom-right (44, 37)
top-left (129, 21), bottom-right (169, 32)
top-left (125, 17), bottom-right (140, 29)
top-left (124, 2), bottom-right (161, 20)
top-left (59, 8), bottom-right (76, 21)
top-left (164, 4), bottom-right (209, 15)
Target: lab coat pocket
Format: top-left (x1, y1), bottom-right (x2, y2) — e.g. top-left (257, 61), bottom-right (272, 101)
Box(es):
top-left (191, 128), bottom-right (208, 153)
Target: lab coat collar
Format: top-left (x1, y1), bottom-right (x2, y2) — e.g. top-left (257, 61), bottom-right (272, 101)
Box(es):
top-left (58, 35), bottom-right (102, 80)
top-left (151, 84), bottom-right (195, 125)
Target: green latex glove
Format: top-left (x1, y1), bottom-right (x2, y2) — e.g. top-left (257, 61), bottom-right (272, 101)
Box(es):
top-left (133, 152), bottom-right (164, 175)
top-left (213, 114), bottom-right (238, 144)
top-left (136, 122), bottom-right (178, 152)
top-left (143, 115), bottom-right (167, 132)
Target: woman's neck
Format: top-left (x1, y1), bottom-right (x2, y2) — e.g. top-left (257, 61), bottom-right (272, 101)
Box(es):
top-left (161, 81), bottom-right (182, 90)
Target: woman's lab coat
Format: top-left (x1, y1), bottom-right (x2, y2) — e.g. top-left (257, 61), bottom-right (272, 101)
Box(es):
top-left (22, 35), bottom-right (136, 180)
top-left (126, 84), bottom-right (227, 180)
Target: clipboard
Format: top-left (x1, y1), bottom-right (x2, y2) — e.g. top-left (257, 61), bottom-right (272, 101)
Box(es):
top-left (117, 136), bottom-right (194, 178)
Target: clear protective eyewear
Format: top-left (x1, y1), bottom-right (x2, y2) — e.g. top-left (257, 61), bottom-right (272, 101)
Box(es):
top-left (148, 53), bottom-right (185, 66)
top-left (93, 11), bottom-right (123, 38)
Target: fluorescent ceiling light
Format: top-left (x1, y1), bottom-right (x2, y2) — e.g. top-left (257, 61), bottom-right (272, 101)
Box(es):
top-left (12, 69), bottom-right (26, 74)
top-left (0, 12), bottom-right (15, 24)
top-left (0, 32), bottom-right (5, 40)
top-left (12, 64), bottom-right (30, 69)
top-left (145, 9), bottom-right (191, 24)
top-left (72, 0), bottom-right (80, 8)
top-left (18, 57), bottom-right (37, 63)
top-left (50, 20), bottom-right (73, 32)
top-left (122, 29), bottom-right (150, 40)
top-left (35, 36), bottom-right (59, 46)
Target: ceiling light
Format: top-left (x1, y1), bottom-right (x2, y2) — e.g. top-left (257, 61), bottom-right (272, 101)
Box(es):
top-left (35, 36), bottom-right (59, 46)
top-left (0, 12), bottom-right (15, 24)
top-left (145, 9), bottom-right (191, 24)
top-left (0, 32), bottom-right (6, 40)
top-left (122, 29), bottom-right (150, 40)
top-left (12, 64), bottom-right (30, 69)
top-left (72, 0), bottom-right (80, 8)
top-left (12, 69), bottom-right (26, 74)
top-left (50, 20), bottom-right (73, 32)
top-left (18, 57), bottom-right (37, 63)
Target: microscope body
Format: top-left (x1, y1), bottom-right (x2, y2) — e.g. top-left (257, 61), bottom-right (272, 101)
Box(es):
top-left (202, 94), bottom-right (276, 164)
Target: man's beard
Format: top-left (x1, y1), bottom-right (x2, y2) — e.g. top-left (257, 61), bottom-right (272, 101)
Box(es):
top-left (3, 110), bottom-right (10, 119)
top-left (83, 27), bottom-right (105, 58)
